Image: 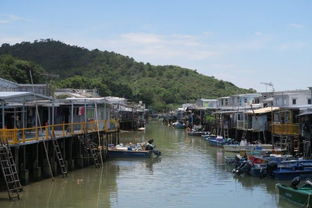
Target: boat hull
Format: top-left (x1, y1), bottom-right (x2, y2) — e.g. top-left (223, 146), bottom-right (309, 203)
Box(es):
top-left (273, 169), bottom-right (312, 180)
top-left (207, 138), bottom-right (226, 147)
top-left (108, 150), bottom-right (152, 158)
top-left (276, 183), bottom-right (312, 207)
top-left (223, 144), bottom-right (273, 153)
top-left (188, 131), bottom-right (209, 137)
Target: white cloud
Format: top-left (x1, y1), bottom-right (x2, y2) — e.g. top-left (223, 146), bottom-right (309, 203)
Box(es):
top-left (289, 23), bottom-right (305, 29)
top-left (277, 42), bottom-right (307, 50)
top-left (97, 33), bottom-right (219, 62)
top-left (0, 15), bottom-right (29, 24)
top-left (254, 32), bottom-right (263, 36)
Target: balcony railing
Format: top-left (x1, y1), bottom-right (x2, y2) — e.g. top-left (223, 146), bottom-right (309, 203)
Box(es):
top-left (271, 123), bottom-right (300, 136)
top-left (0, 119), bottom-right (119, 145)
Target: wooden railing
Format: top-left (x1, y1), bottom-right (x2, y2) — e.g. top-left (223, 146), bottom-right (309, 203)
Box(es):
top-left (271, 123), bottom-right (300, 136)
top-left (0, 119), bottom-right (119, 145)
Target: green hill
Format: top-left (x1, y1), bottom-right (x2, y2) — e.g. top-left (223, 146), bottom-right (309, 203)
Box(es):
top-left (0, 39), bottom-right (255, 111)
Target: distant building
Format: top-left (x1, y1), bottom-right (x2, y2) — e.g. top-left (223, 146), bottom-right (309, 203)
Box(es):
top-left (196, 98), bottom-right (217, 109)
top-left (0, 77), bottom-right (50, 96)
top-left (273, 90), bottom-right (312, 108)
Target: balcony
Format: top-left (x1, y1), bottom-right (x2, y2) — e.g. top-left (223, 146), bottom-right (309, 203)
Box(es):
top-left (271, 123), bottom-right (300, 136)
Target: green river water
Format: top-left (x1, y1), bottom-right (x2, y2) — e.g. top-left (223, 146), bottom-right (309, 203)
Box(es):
top-left (0, 121), bottom-right (298, 208)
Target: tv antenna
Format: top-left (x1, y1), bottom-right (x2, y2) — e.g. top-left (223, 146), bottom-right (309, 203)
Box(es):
top-left (260, 82), bottom-right (275, 92)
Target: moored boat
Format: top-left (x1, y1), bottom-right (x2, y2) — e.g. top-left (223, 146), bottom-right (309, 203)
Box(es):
top-left (223, 143), bottom-right (273, 153)
top-left (272, 160), bottom-right (312, 180)
top-left (276, 179), bottom-right (312, 207)
top-left (173, 121), bottom-right (186, 129)
top-left (108, 148), bottom-right (153, 158)
top-left (108, 140), bottom-right (161, 158)
top-left (187, 130), bottom-right (210, 137)
top-left (207, 136), bottom-right (228, 147)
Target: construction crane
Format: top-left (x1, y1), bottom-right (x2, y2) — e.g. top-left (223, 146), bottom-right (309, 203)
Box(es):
top-left (260, 82), bottom-right (275, 92)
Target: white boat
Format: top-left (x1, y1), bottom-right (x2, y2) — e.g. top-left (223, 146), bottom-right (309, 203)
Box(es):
top-left (223, 144), bottom-right (273, 152)
top-left (223, 140), bottom-right (273, 153)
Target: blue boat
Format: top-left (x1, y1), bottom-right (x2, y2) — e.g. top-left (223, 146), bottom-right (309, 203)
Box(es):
top-left (173, 122), bottom-right (186, 129)
top-left (207, 136), bottom-right (227, 147)
top-left (272, 160), bottom-right (312, 180)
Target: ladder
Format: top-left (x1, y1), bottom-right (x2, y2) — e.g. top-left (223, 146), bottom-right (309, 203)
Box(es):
top-left (278, 136), bottom-right (289, 150)
top-left (79, 136), bottom-right (101, 168)
top-left (52, 139), bottom-right (67, 176)
top-left (88, 142), bottom-right (101, 168)
top-left (0, 146), bottom-right (22, 200)
top-left (293, 137), bottom-right (300, 153)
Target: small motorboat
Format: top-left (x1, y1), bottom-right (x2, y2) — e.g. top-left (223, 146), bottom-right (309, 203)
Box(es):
top-left (272, 160), bottom-right (312, 180)
top-left (276, 177), bottom-right (312, 207)
top-left (207, 136), bottom-right (227, 147)
top-left (187, 130), bottom-right (210, 137)
top-left (108, 139), bottom-right (161, 158)
top-left (173, 121), bottom-right (186, 129)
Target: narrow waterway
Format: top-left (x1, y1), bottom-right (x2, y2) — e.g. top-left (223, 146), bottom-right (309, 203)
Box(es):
top-left (1, 121), bottom-right (297, 208)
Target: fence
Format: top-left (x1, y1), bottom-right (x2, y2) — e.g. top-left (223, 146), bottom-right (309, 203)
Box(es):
top-left (0, 119), bottom-right (119, 145)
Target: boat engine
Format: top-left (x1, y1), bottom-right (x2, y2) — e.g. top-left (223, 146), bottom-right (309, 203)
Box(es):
top-left (233, 160), bottom-right (252, 176)
top-left (152, 150), bottom-right (161, 157)
top-left (266, 161), bottom-right (278, 176)
top-left (259, 167), bottom-right (267, 179)
top-left (290, 176), bottom-right (301, 189)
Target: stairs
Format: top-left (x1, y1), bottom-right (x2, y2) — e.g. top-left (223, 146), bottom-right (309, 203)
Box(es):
top-left (52, 139), bottom-right (67, 176)
top-left (0, 145), bottom-right (22, 200)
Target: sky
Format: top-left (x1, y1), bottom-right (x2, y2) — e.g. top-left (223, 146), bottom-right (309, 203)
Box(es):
top-left (0, 0), bottom-right (311, 92)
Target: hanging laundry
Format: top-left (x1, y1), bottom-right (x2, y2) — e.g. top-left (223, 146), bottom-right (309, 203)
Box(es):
top-left (78, 107), bottom-right (85, 116)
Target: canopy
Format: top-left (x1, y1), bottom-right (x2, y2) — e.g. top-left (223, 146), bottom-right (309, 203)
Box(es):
top-left (0, 91), bottom-right (51, 103)
top-left (246, 107), bottom-right (280, 114)
top-left (298, 111), bottom-right (312, 117)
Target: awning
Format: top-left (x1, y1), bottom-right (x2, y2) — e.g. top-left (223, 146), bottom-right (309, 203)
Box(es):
top-left (0, 91), bottom-right (52, 103)
top-left (298, 111), bottom-right (312, 117)
top-left (246, 107), bottom-right (280, 114)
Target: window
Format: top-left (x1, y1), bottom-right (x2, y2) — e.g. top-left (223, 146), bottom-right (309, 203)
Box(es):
top-left (292, 99), bottom-right (297, 105)
top-left (253, 98), bottom-right (260, 104)
top-left (308, 99), bottom-right (312, 105)
top-left (244, 98), bottom-right (247, 103)
top-left (238, 114), bottom-right (241, 120)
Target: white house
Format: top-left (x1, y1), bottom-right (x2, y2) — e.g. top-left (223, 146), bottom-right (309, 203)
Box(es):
top-left (273, 90), bottom-right (312, 108)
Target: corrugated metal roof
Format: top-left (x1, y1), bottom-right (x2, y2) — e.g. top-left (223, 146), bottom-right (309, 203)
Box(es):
top-left (0, 91), bottom-right (51, 103)
top-left (0, 91), bottom-right (30, 98)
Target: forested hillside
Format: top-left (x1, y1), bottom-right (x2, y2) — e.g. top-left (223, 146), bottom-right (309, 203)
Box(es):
top-left (0, 39), bottom-right (255, 110)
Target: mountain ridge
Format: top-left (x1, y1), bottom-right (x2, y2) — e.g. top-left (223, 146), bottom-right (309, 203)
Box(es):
top-left (0, 39), bottom-right (255, 110)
